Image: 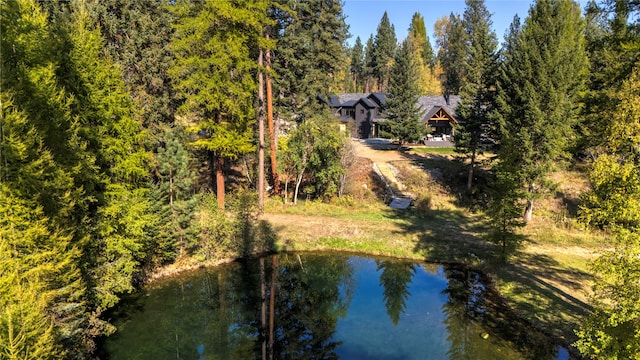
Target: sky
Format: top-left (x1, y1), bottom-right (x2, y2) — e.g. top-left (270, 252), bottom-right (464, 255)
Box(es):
top-left (343, 0), bottom-right (590, 47)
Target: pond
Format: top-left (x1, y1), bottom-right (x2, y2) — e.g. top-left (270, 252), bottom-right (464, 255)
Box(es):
top-left (101, 253), bottom-right (568, 359)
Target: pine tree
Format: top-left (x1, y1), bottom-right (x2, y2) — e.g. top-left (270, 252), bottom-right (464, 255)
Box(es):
top-left (273, 0), bottom-right (349, 117)
top-left (53, 7), bottom-right (155, 332)
top-left (373, 12), bottom-right (397, 92)
top-left (350, 36), bottom-right (365, 92)
top-left (455, 0), bottom-right (499, 190)
top-left (0, 96), bottom-right (85, 359)
top-left (409, 12), bottom-right (434, 68)
top-left (580, 0), bottom-right (640, 152)
top-left (149, 126), bottom-right (199, 262)
top-left (495, 0), bottom-right (587, 223)
top-left (384, 39), bottom-right (425, 147)
top-left (435, 13), bottom-right (467, 95)
top-left (408, 12), bottom-right (441, 95)
top-left (88, 0), bottom-right (175, 134)
top-left (1, 2), bottom-right (91, 355)
top-left (170, 0), bottom-right (268, 208)
top-left (363, 35), bottom-right (376, 92)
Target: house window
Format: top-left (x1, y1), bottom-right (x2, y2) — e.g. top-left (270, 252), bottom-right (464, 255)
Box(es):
top-left (360, 109), bottom-right (365, 114)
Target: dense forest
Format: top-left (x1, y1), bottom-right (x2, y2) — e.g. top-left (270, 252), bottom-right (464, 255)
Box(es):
top-left (0, 0), bottom-right (639, 358)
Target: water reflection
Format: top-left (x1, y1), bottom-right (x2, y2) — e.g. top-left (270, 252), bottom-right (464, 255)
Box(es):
top-left (102, 253), bottom-right (566, 359)
top-left (376, 260), bottom-right (415, 325)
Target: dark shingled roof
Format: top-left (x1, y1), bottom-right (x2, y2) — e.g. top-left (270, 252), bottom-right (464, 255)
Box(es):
top-left (368, 92), bottom-right (387, 107)
top-left (341, 99), bottom-right (358, 107)
top-left (332, 93), bottom-right (460, 122)
top-left (417, 95), bottom-right (460, 116)
top-left (358, 97), bottom-right (377, 109)
top-left (338, 93), bottom-right (369, 103)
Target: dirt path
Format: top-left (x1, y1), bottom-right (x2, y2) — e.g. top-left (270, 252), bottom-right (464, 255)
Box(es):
top-left (351, 139), bottom-right (415, 207)
top-left (350, 139), bottom-right (406, 163)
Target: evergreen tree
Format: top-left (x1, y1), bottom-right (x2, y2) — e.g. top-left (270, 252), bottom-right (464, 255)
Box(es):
top-left (350, 36), bottom-right (365, 92)
top-left (495, 0), bottom-right (587, 223)
top-left (1, 2), bottom-right (91, 355)
top-left (0, 95), bottom-right (86, 358)
top-left (409, 12), bottom-right (434, 68)
top-left (580, 0), bottom-right (640, 153)
top-left (149, 126), bottom-right (199, 262)
top-left (486, 163), bottom-right (526, 262)
top-left (273, 0), bottom-right (349, 117)
top-left (88, 0), bottom-right (175, 133)
top-left (170, 0), bottom-right (268, 208)
top-left (455, 0), bottom-right (499, 190)
top-left (408, 12), bottom-right (442, 95)
top-left (363, 34), bottom-right (376, 92)
top-left (384, 39), bottom-right (425, 147)
top-left (435, 13), bottom-right (467, 95)
top-left (373, 12), bottom-right (397, 92)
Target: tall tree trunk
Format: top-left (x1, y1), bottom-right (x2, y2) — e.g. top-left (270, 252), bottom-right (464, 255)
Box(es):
top-left (265, 37), bottom-right (280, 196)
top-left (258, 49), bottom-right (265, 210)
top-left (467, 148), bottom-right (476, 190)
top-left (283, 176), bottom-right (289, 204)
top-left (293, 168), bottom-right (305, 205)
top-left (214, 151), bottom-right (225, 209)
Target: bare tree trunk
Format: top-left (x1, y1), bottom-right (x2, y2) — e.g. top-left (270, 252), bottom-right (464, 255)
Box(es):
top-left (214, 151), bottom-right (225, 209)
top-left (283, 176), bottom-right (289, 204)
top-left (467, 148), bottom-right (476, 190)
top-left (293, 168), bottom-right (305, 205)
top-left (266, 37), bottom-right (280, 196)
top-left (258, 49), bottom-right (265, 210)
top-left (524, 199), bottom-right (533, 223)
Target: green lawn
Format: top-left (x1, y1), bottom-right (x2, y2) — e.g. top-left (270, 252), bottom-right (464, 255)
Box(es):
top-left (407, 146), bottom-right (456, 155)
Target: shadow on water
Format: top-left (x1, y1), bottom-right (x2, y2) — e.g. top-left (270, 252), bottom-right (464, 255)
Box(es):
top-left (377, 149), bottom-right (591, 358)
top-left (443, 266), bottom-right (566, 360)
top-left (100, 254), bottom-right (573, 359)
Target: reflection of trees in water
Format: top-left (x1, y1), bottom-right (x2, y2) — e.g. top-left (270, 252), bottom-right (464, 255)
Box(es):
top-left (441, 267), bottom-right (559, 360)
top-left (269, 254), bottom-right (355, 359)
top-left (191, 254), bottom-right (355, 359)
top-left (376, 260), bottom-right (416, 325)
top-left (442, 268), bottom-right (496, 360)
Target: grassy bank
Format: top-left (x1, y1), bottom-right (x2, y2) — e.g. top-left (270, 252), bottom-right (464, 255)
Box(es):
top-left (262, 169), bottom-right (605, 349)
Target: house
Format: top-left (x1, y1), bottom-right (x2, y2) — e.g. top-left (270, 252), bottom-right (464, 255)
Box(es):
top-left (417, 94), bottom-right (460, 139)
top-left (327, 93), bottom-right (461, 140)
